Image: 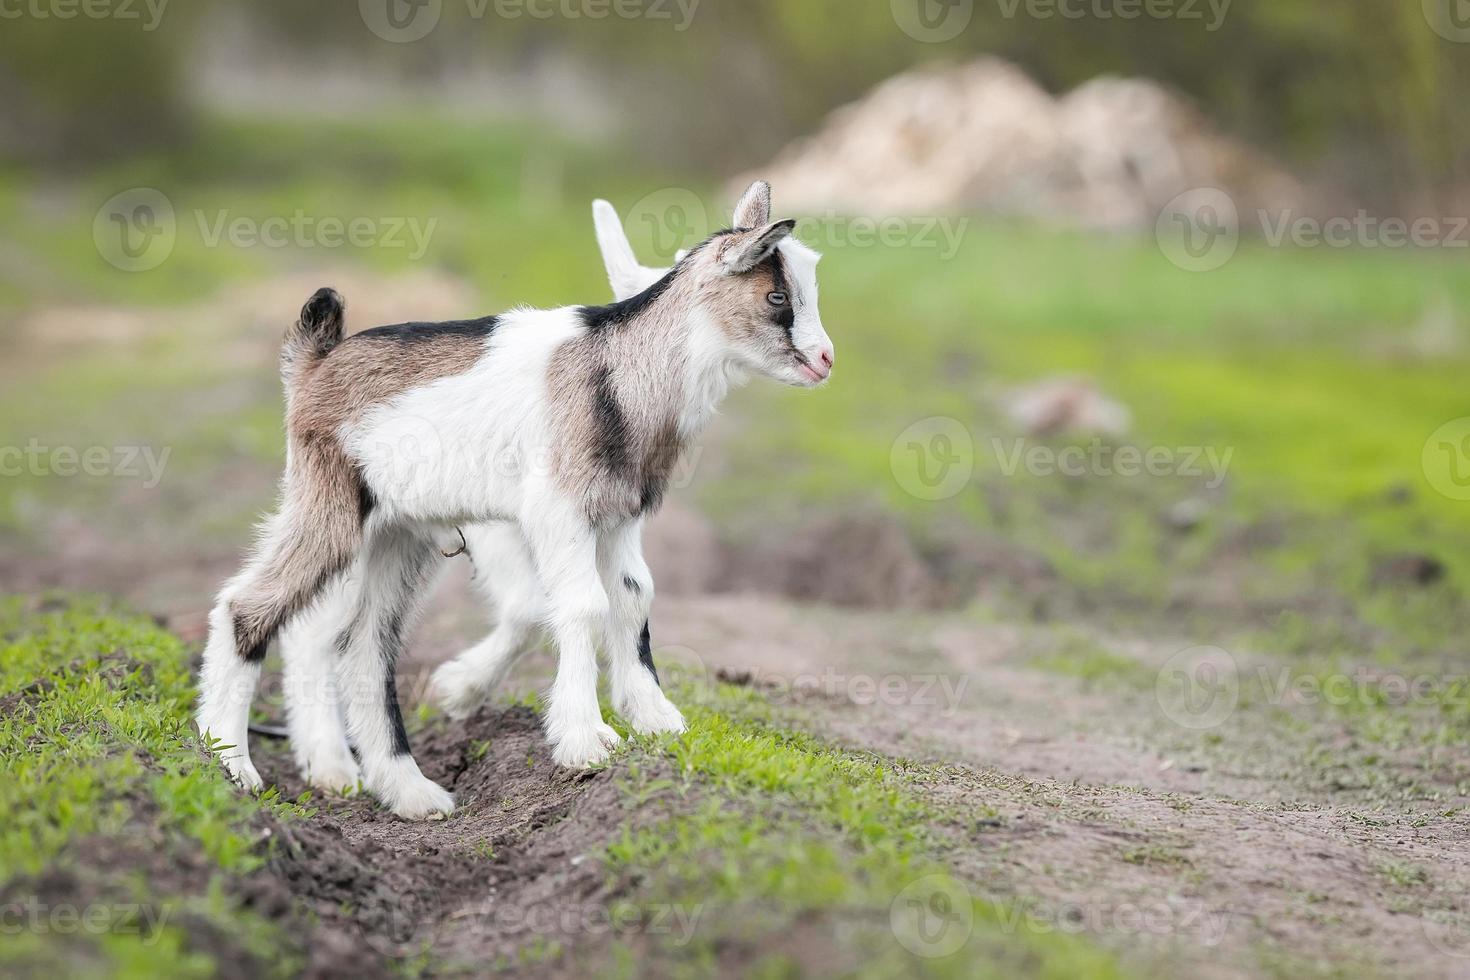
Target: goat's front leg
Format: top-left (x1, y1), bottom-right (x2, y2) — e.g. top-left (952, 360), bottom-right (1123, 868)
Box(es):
top-left (600, 521), bottom-right (685, 736)
top-left (524, 511), bottom-right (621, 768)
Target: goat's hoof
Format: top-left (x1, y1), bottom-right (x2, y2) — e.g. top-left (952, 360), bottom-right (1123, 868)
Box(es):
top-left (550, 722), bottom-right (622, 768)
top-left (382, 775), bottom-right (456, 821)
top-left (303, 758), bottom-right (362, 796)
top-left (225, 757), bottom-right (264, 793)
top-left (624, 697), bottom-right (687, 736)
top-left (428, 661), bottom-right (487, 721)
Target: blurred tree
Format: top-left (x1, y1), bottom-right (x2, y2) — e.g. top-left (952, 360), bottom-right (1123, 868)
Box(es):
top-left (2, 0), bottom-right (1465, 201)
top-left (0, 5), bottom-right (210, 167)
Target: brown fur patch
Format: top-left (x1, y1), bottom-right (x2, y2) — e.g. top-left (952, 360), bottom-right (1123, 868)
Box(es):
top-left (548, 301), bottom-right (691, 525)
top-left (547, 237), bottom-right (795, 526)
top-left (227, 328), bottom-right (490, 661)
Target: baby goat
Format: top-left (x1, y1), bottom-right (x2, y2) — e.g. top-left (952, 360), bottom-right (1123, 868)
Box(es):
top-left (426, 199), bottom-right (678, 724)
top-left (196, 181), bottom-right (834, 819)
top-left (274, 198), bottom-right (678, 792)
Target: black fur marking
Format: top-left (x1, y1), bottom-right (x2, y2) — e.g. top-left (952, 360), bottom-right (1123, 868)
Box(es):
top-left (637, 620), bottom-right (659, 685)
top-left (638, 481), bottom-right (667, 517)
top-left (234, 614), bottom-right (272, 665)
top-left (357, 473), bottom-right (377, 527)
top-left (345, 315), bottom-right (501, 346)
top-left (378, 608), bottom-right (411, 755)
top-left (385, 672), bottom-right (412, 756)
top-left (581, 268), bottom-right (677, 332)
top-left (592, 365), bottom-right (631, 475)
top-left (767, 251), bottom-right (796, 338)
top-left (623, 575), bottom-right (641, 594)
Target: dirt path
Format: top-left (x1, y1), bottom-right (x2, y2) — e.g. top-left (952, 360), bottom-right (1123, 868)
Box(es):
top-left (648, 595), bottom-right (1470, 978)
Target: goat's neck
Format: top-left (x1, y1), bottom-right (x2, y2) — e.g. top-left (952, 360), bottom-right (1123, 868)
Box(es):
top-left (603, 304), bottom-right (739, 447)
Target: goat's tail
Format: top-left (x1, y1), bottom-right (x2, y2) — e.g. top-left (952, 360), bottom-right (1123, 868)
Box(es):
top-left (282, 287), bottom-right (345, 383)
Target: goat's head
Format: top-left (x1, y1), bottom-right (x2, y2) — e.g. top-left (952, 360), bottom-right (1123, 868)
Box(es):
top-left (680, 181), bottom-right (834, 389)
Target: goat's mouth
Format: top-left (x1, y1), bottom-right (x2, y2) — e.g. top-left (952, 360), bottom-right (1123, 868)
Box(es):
top-left (795, 355), bottom-right (830, 385)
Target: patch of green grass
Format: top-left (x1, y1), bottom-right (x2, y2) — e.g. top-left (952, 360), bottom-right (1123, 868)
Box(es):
top-left (1373, 859), bottom-right (1431, 890)
top-left (597, 671), bottom-right (1135, 979)
top-left (0, 596), bottom-right (302, 976)
top-left (1120, 845), bottom-right (1193, 869)
top-left (1031, 636), bottom-right (1154, 689)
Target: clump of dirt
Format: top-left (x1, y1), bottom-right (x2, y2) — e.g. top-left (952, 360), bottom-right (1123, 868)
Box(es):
top-left (738, 58), bottom-right (1310, 231)
top-left (249, 705), bottom-right (692, 972)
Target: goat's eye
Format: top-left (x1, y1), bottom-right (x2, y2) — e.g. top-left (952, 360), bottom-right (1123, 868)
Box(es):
top-left (766, 291), bottom-right (788, 307)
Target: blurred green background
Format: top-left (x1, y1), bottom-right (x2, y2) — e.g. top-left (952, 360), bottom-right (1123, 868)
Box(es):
top-left (1, 0), bottom-right (1467, 667)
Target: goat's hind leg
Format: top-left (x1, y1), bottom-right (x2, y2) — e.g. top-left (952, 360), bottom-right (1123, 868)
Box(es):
top-left (524, 509), bottom-right (620, 768)
top-left (196, 503), bottom-right (355, 791)
top-left (430, 524), bottom-right (546, 719)
top-left (196, 442), bottom-right (362, 792)
top-left (338, 524), bottom-right (453, 820)
top-left (278, 572), bottom-right (361, 793)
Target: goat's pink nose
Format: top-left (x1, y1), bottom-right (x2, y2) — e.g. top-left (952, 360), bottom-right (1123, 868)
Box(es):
top-left (819, 348), bottom-right (834, 370)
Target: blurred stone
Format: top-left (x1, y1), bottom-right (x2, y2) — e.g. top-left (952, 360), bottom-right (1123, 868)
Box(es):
top-left (1370, 553), bottom-right (1447, 588)
top-left (1002, 376), bottom-right (1132, 437)
top-left (1166, 498), bottom-right (1211, 533)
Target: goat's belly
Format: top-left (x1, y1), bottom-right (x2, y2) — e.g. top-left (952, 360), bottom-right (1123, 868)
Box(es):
top-left (346, 414), bottom-right (528, 526)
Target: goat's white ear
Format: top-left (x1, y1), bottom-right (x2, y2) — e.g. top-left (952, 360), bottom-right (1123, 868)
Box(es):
top-left (720, 219), bottom-right (796, 274)
top-left (732, 180), bottom-right (772, 229)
